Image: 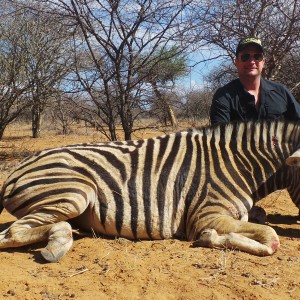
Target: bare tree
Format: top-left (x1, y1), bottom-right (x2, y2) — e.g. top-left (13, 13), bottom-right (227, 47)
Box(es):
top-left (0, 3), bottom-right (32, 139)
top-left (182, 88), bottom-right (213, 122)
top-left (275, 50), bottom-right (300, 101)
top-left (194, 0), bottom-right (300, 91)
top-left (51, 94), bottom-right (80, 135)
top-left (16, 5), bottom-right (74, 138)
top-left (206, 63), bottom-right (237, 91)
top-left (42, 0), bottom-right (197, 140)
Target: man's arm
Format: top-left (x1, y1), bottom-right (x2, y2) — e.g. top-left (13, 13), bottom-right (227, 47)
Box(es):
top-left (285, 88), bottom-right (300, 121)
top-left (210, 89), bottom-right (232, 125)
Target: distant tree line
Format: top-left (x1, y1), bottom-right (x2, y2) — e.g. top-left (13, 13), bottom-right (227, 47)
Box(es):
top-left (0, 0), bottom-right (299, 140)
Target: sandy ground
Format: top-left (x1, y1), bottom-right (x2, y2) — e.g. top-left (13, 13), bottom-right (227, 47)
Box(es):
top-left (0, 124), bottom-right (299, 300)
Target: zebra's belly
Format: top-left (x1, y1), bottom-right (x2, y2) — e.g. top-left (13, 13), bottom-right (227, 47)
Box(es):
top-left (69, 206), bottom-right (182, 240)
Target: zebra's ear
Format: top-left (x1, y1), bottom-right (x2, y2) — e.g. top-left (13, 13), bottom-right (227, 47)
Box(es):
top-left (286, 149), bottom-right (300, 166)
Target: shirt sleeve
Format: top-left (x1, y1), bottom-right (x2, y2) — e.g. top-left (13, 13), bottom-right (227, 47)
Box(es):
top-left (210, 88), bottom-right (232, 125)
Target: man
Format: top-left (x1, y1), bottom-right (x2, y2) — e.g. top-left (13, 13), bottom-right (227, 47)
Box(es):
top-left (210, 37), bottom-right (300, 125)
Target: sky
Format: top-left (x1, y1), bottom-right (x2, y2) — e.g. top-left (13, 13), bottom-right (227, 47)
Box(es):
top-left (178, 48), bottom-right (225, 90)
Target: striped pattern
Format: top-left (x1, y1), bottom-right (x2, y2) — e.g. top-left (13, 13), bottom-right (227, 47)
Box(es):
top-left (255, 164), bottom-right (300, 211)
top-left (1, 120), bottom-right (300, 260)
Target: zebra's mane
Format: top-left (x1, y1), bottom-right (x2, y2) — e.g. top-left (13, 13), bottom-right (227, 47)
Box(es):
top-left (190, 119), bottom-right (300, 147)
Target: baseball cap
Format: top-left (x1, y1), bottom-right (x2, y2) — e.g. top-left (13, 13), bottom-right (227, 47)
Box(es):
top-left (236, 37), bottom-right (264, 56)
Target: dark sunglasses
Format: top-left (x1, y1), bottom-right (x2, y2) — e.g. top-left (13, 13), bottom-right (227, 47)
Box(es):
top-left (240, 53), bottom-right (264, 62)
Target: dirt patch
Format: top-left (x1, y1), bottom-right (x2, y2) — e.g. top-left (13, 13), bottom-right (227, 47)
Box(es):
top-left (0, 124), bottom-right (299, 300)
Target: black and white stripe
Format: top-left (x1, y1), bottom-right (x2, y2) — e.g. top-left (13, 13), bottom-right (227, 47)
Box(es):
top-left (1, 120), bottom-right (300, 261)
top-left (255, 164), bottom-right (300, 212)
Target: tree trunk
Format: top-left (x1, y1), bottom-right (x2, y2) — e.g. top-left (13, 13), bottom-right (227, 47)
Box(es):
top-left (32, 105), bottom-right (42, 138)
top-left (108, 120), bottom-right (117, 141)
top-left (165, 102), bottom-right (177, 128)
top-left (122, 108), bottom-right (133, 141)
top-left (152, 82), bottom-right (177, 128)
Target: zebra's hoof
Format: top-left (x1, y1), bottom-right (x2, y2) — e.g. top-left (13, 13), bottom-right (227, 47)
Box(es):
top-left (41, 247), bottom-right (69, 263)
top-left (41, 237), bottom-right (73, 262)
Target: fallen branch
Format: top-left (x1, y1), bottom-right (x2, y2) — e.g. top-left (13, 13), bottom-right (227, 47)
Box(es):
top-left (69, 267), bottom-right (89, 277)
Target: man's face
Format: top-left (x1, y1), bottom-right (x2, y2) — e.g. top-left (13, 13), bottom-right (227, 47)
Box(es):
top-left (235, 45), bottom-right (265, 78)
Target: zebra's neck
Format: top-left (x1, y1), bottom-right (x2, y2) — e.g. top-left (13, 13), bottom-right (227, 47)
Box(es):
top-left (195, 120), bottom-right (300, 201)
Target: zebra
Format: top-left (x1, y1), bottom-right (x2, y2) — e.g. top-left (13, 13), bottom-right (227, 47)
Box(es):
top-left (0, 120), bottom-right (300, 262)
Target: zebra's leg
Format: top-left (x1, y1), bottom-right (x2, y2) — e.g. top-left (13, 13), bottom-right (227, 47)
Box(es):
top-left (0, 216), bottom-right (73, 262)
top-left (191, 216), bottom-right (280, 256)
